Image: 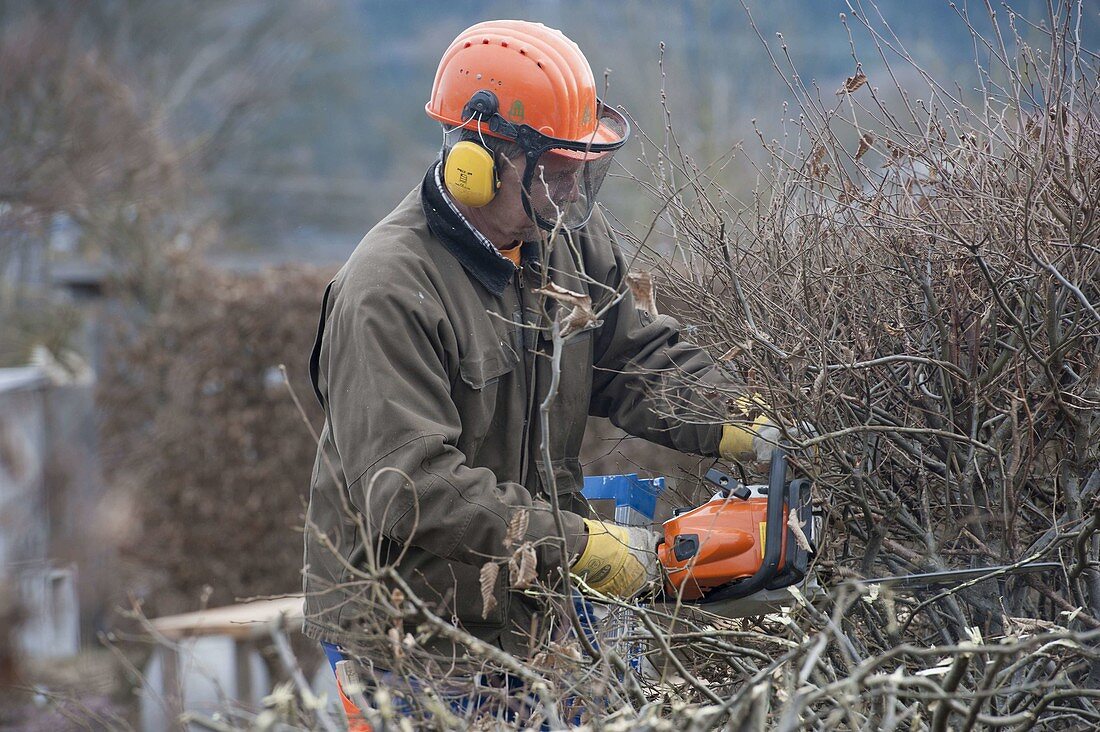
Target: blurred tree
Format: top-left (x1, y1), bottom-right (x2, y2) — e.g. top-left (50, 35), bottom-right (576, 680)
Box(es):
top-left (0, 0), bottom-right (340, 364)
top-left (0, 4), bottom-right (182, 344)
top-left (98, 262), bottom-right (331, 614)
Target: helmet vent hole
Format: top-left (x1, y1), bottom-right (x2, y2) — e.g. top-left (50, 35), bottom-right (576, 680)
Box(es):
top-left (519, 48), bottom-right (526, 55)
top-left (536, 61), bottom-right (543, 69)
top-left (482, 39), bottom-right (489, 44)
top-left (463, 42), bottom-right (471, 48)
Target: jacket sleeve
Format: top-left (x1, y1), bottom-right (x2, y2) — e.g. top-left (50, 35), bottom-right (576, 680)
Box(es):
top-left (315, 262), bottom-right (585, 579)
top-left (585, 214), bottom-right (730, 456)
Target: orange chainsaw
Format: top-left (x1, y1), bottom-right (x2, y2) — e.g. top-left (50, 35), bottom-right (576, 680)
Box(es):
top-left (657, 449), bottom-right (817, 616)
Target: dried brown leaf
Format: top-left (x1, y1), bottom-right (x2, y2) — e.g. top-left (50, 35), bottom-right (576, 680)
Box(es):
top-left (719, 340), bottom-right (753, 361)
top-left (504, 508), bottom-right (529, 549)
top-left (812, 368), bottom-right (827, 400)
top-left (533, 281), bottom-right (589, 309)
top-left (839, 178), bottom-right (860, 204)
top-left (788, 353), bottom-right (808, 383)
top-left (837, 72), bottom-right (868, 95)
top-left (625, 271), bottom-right (659, 316)
top-left (534, 282), bottom-right (600, 337)
top-left (809, 144), bottom-right (830, 180)
top-left (855, 132), bottom-right (875, 161)
top-left (1024, 115), bottom-right (1041, 140)
top-left (479, 561), bottom-right (499, 619)
top-left (386, 626), bottom-right (404, 659)
top-left (549, 640), bottom-right (583, 661)
top-left (508, 542), bottom-right (538, 589)
top-left (1002, 615), bottom-right (1057, 636)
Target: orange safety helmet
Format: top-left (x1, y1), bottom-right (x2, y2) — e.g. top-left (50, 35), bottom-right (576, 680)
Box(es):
top-left (426, 20), bottom-right (630, 230)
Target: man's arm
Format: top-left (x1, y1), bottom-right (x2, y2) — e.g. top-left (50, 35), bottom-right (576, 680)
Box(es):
top-left (315, 259), bottom-right (586, 578)
top-left (585, 211), bottom-right (729, 456)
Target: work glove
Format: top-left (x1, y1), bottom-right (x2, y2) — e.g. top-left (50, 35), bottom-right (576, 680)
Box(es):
top-left (720, 396), bottom-right (816, 464)
top-left (571, 519), bottom-right (661, 599)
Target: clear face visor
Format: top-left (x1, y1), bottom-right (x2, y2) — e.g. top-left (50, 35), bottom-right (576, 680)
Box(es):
top-left (521, 107), bottom-right (628, 232)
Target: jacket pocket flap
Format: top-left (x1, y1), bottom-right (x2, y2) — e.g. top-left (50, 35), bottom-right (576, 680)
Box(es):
top-left (458, 343), bottom-right (519, 390)
top-left (535, 457), bottom-right (585, 496)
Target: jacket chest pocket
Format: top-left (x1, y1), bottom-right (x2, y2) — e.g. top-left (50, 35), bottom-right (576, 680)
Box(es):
top-left (539, 327), bottom-right (594, 449)
top-left (454, 337), bottom-right (520, 448)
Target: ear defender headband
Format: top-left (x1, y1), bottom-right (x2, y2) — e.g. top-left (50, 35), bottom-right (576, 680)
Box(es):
top-left (442, 91), bottom-right (503, 207)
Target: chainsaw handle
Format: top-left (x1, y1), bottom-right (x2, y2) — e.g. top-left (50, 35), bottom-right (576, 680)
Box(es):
top-left (698, 446), bottom-right (789, 604)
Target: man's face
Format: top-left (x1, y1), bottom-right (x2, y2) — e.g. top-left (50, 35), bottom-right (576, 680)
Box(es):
top-left (528, 153), bottom-right (585, 221)
top-left (489, 152), bottom-right (584, 239)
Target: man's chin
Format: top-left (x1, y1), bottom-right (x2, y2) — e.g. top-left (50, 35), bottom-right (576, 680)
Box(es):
top-left (517, 220), bottom-right (541, 241)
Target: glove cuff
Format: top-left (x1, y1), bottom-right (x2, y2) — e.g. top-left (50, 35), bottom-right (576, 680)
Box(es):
top-left (572, 519), bottom-right (625, 575)
top-left (572, 519), bottom-right (645, 597)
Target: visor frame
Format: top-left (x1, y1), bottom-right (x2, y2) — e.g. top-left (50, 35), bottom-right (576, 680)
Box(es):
top-left (487, 103), bottom-right (630, 160)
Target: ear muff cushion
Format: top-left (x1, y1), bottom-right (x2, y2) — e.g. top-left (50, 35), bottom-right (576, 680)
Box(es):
top-left (443, 141), bottom-right (499, 207)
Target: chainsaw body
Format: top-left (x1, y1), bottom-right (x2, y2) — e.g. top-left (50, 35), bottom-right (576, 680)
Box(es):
top-left (659, 449), bottom-right (816, 610)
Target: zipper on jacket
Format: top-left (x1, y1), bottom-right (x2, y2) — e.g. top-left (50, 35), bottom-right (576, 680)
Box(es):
top-left (514, 272), bottom-right (532, 487)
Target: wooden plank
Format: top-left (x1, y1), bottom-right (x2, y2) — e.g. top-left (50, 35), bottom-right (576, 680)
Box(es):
top-left (151, 596), bottom-right (303, 640)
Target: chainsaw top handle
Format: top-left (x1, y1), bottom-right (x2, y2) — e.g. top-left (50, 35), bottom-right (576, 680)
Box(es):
top-left (696, 446), bottom-right (790, 604)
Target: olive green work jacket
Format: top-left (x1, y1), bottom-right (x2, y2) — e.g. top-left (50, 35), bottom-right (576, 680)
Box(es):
top-left (303, 163), bottom-right (726, 657)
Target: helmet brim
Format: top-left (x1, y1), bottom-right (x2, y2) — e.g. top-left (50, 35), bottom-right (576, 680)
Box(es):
top-left (546, 118), bottom-right (625, 160)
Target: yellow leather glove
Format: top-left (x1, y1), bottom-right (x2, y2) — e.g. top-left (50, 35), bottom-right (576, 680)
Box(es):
top-left (720, 396), bottom-right (815, 463)
top-left (571, 519), bottom-right (660, 599)
top-left (720, 395), bottom-right (779, 463)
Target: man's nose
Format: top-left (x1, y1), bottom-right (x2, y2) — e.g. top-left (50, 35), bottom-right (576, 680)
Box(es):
top-left (552, 171), bottom-right (581, 203)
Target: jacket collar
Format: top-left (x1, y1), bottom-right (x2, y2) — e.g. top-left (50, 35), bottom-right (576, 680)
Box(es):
top-left (420, 161), bottom-right (527, 297)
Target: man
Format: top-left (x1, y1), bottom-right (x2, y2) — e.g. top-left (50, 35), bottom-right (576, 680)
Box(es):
top-left (303, 19), bottom-right (782, 724)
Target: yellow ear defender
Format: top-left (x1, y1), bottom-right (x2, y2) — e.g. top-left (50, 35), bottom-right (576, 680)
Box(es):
top-left (443, 140), bottom-right (500, 207)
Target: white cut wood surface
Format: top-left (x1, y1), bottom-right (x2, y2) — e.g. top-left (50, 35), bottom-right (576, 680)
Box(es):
top-left (151, 596), bottom-right (303, 640)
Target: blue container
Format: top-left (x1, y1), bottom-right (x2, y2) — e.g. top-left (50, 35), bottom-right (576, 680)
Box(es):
top-left (581, 473), bottom-right (666, 525)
